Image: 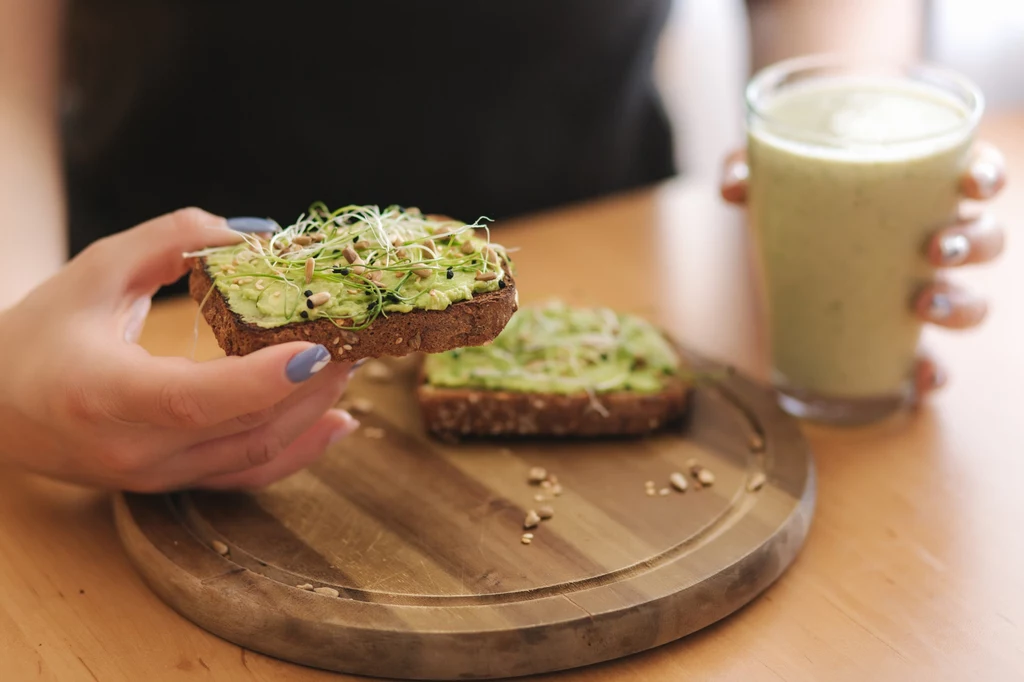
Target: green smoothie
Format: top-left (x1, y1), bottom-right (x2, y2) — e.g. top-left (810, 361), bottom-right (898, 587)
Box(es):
top-left (747, 74), bottom-right (979, 407)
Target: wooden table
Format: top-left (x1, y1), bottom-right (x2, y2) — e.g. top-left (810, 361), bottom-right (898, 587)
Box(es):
top-left (3, 112), bottom-right (1022, 682)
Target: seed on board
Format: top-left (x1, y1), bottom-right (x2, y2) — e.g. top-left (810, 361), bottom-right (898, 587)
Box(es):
top-left (363, 427), bottom-right (385, 439)
top-left (522, 532), bottom-right (535, 540)
top-left (645, 489), bottom-right (657, 497)
top-left (521, 535), bottom-right (533, 545)
top-left (211, 540), bottom-right (229, 556)
top-left (659, 488), bottom-right (671, 496)
top-left (686, 458), bottom-right (698, 469)
top-left (551, 484), bottom-right (563, 496)
top-left (413, 267), bottom-right (433, 279)
top-left (348, 397), bottom-right (374, 414)
top-left (645, 480), bottom-right (656, 489)
top-left (527, 467), bottom-right (548, 484)
top-left (669, 472), bottom-right (689, 493)
top-left (310, 291), bottom-right (331, 307)
top-left (304, 257), bottom-right (315, 284)
top-left (747, 472), bottom-right (767, 492)
top-left (749, 434), bottom-right (766, 452)
top-left (524, 510), bottom-right (541, 529)
top-left (533, 493), bottom-right (547, 502)
top-left (296, 583), bottom-right (313, 591)
top-left (475, 271), bottom-right (498, 281)
top-left (313, 587), bottom-right (340, 598)
top-left (691, 465), bottom-right (715, 486)
top-left (537, 506), bottom-right (554, 520)
top-left (365, 361), bottom-right (393, 381)
top-left (461, 241), bottom-right (476, 254)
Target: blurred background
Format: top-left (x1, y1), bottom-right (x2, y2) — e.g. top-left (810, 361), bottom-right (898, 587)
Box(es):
top-left (657, 0), bottom-right (1024, 182)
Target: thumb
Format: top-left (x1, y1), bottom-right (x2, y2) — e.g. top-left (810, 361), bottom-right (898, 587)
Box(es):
top-left (91, 207), bottom-right (245, 299)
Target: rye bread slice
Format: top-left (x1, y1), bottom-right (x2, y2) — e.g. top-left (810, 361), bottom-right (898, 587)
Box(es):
top-left (416, 376), bottom-right (690, 439)
top-left (189, 259), bottom-right (519, 362)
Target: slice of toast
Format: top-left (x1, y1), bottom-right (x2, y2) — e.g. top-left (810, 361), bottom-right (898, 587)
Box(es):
top-left (417, 378), bottom-right (689, 438)
top-left (187, 204), bottom-right (518, 362)
top-left (416, 301), bottom-right (691, 439)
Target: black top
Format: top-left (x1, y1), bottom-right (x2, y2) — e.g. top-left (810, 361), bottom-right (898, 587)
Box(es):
top-left (62, 0), bottom-right (676, 292)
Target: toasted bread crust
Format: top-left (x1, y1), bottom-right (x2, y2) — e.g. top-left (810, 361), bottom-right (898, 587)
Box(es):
top-left (189, 259), bottom-right (518, 362)
top-left (416, 377), bottom-right (690, 439)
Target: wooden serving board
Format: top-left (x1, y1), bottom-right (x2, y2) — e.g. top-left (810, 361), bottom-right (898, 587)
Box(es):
top-left (114, 349), bottom-right (815, 680)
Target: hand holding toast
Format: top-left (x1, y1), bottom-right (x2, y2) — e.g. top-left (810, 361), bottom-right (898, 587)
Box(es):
top-left (0, 208), bottom-right (358, 491)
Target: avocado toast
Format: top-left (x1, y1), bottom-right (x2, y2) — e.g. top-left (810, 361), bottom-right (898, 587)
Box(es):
top-left (188, 204), bottom-right (518, 362)
top-left (417, 301), bottom-right (690, 438)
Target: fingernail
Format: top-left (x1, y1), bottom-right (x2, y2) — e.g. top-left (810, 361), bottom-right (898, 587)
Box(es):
top-left (928, 293), bottom-right (954, 320)
top-left (723, 160), bottom-right (750, 185)
top-left (970, 161), bottom-right (1000, 198)
top-left (286, 345), bottom-right (331, 383)
top-left (938, 233), bottom-right (970, 265)
top-left (227, 216), bottom-right (280, 233)
top-left (348, 358), bottom-right (368, 377)
top-left (932, 365), bottom-right (948, 390)
top-left (328, 410), bottom-right (360, 445)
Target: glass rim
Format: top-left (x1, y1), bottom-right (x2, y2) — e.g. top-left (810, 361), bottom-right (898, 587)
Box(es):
top-left (745, 53), bottom-right (985, 147)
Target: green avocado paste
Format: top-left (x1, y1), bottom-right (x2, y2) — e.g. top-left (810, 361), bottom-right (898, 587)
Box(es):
top-left (424, 301), bottom-right (682, 394)
top-left (195, 203), bottom-right (511, 329)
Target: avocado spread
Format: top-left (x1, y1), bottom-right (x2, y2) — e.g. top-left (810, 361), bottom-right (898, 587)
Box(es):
top-left (191, 203), bottom-right (511, 329)
top-left (424, 301), bottom-right (682, 394)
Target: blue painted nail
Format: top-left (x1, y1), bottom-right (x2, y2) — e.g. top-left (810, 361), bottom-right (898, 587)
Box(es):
top-left (227, 216), bottom-right (279, 233)
top-left (286, 345), bottom-right (332, 383)
top-left (348, 358), bottom-right (368, 377)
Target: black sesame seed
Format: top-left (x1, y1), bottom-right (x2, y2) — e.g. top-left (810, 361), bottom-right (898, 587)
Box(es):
top-left (332, 267), bottom-right (344, 274)
top-left (446, 267), bottom-right (454, 279)
top-left (353, 236), bottom-right (359, 243)
top-left (498, 280), bottom-right (507, 289)
top-left (340, 267), bottom-right (350, 275)
top-left (300, 311), bottom-right (309, 319)
top-left (343, 215), bottom-right (358, 225)
top-left (306, 299), bottom-right (314, 309)
top-left (304, 289), bottom-right (313, 297)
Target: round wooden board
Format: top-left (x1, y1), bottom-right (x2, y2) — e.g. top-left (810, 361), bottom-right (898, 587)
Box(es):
top-left (114, 349), bottom-right (815, 680)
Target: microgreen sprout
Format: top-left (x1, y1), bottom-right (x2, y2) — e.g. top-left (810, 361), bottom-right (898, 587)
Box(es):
top-left (186, 203), bottom-right (512, 330)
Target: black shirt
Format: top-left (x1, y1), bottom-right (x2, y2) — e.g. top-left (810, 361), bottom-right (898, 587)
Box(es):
top-left (62, 0), bottom-right (676, 292)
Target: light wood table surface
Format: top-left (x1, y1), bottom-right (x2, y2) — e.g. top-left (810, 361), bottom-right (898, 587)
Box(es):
top-left (2, 112), bottom-right (1022, 682)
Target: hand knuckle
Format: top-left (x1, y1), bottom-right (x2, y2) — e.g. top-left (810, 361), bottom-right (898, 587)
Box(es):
top-left (98, 444), bottom-right (146, 476)
top-left (246, 432), bottom-right (284, 467)
top-left (158, 383), bottom-right (209, 427)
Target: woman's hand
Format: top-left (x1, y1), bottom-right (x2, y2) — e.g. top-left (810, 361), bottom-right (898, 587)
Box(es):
top-left (719, 142), bottom-right (1007, 403)
top-left (0, 208), bottom-right (359, 492)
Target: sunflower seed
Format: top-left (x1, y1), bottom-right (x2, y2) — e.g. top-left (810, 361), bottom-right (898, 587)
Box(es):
top-left (537, 506), bottom-right (554, 520)
top-left (669, 472), bottom-right (689, 492)
top-left (211, 540), bottom-right (229, 556)
top-left (313, 587), bottom-right (340, 597)
top-left (524, 510), bottom-right (541, 529)
top-left (527, 467), bottom-right (548, 484)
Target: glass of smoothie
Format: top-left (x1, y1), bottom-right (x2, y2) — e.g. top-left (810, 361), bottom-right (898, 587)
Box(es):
top-left (745, 54), bottom-right (984, 425)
